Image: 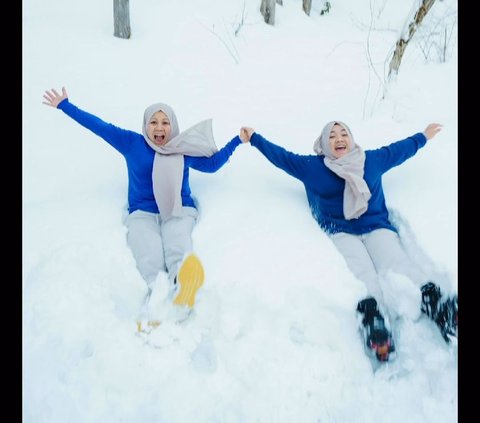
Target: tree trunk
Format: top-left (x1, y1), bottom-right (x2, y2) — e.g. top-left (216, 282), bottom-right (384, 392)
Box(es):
top-left (114, 0), bottom-right (131, 39)
top-left (260, 0), bottom-right (276, 25)
top-left (388, 0), bottom-right (436, 79)
top-left (303, 0), bottom-right (312, 16)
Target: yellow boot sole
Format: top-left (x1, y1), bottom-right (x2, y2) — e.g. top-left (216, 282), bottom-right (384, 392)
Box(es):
top-left (173, 254), bottom-right (205, 308)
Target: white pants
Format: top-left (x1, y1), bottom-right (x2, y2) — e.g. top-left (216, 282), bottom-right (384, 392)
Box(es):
top-left (125, 207), bottom-right (198, 287)
top-left (330, 228), bottom-right (428, 307)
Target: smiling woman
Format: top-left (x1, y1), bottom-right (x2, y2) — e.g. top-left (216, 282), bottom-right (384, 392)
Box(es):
top-left (42, 86), bottom-right (248, 325)
top-left (147, 111), bottom-right (171, 146)
top-left (239, 121), bottom-right (456, 363)
top-left (326, 123), bottom-right (352, 158)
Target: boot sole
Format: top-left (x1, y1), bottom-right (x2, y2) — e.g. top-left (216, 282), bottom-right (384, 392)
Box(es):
top-left (173, 254), bottom-right (205, 308)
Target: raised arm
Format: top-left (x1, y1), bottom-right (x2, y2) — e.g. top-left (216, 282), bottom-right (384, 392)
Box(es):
top-left (370, 123), bottom-right (443, 173)
top-left (42, 86), bottom-right (138, 154)
top-left (188, 136), bottom-right (243, 172)
top-left (241, 126), bottom-right (311, 180)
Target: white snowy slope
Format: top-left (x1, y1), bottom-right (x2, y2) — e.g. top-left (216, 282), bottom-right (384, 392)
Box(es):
top-left (23, 0), bottom-right (457, 422)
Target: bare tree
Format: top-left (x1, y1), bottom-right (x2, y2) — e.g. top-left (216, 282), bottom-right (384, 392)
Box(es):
top-left (114, 0), bottom-right (131, 39)
top-left (260, 0), bottom-right (276, 25)
top-left (388, 0), bottom-right (436, 80)
top-left (303, 0), bottom-right (312, 16)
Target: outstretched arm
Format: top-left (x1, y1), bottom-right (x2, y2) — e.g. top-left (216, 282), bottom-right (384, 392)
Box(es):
top-left (43, 87), bottom-right (68, 108)
top-left (371, 123), bottom-right (443, 173)
top-left (188, 136), bottom-right (243, 172)
top-left (240, 126), bottom-right (310, 180)
top-left (41, 86), bottom-right (137, 154)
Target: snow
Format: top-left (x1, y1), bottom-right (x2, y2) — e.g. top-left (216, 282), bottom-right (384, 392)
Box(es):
top-left (23, 0), bottom-right (458, 422)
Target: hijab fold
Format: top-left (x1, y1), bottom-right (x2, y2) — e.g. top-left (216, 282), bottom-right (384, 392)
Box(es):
top-left (313, 121), bottom-right (371, 220)
top-left (142, 103), bottom-right (218, 219)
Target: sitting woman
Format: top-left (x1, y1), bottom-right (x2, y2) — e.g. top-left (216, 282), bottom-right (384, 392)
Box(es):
top-left (43, 86), bottom-right (247, 327)
top-left (239, 121), bottom-right (457, 362)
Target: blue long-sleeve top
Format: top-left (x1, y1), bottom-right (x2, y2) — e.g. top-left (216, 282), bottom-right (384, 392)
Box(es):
top-left (58, 99), bottom-right (242, 214)
top-left (250, 131), bottom-right (428, 235)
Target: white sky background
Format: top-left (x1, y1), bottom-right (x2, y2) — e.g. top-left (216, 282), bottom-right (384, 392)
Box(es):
top-left (23, 1), bottom-right (458, 422)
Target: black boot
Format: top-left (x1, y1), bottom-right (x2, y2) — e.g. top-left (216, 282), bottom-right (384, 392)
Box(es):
top-left (421, 282), bottom-right (458, 343)
top-left (357, 297), bottom-right (396, 362)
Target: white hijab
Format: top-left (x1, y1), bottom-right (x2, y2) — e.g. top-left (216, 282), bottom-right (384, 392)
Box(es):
top-left (142, 103), bottom-right (218, 219)
top-left (313, 121), bottom-right (371, 220)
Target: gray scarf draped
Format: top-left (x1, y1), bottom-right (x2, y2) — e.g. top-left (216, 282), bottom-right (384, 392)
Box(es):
top-left (142, 103), bottom-right (218, 219)
top-left (313, 121), bottom-right (371, 220)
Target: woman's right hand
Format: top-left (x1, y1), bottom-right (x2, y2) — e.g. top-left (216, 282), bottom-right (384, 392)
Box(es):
top-left (43, 87), bottom-right (68, 108)
top-left (240, 126), bottom-right (255, 143)
top-left (423, 123), bottom-right (443, 140)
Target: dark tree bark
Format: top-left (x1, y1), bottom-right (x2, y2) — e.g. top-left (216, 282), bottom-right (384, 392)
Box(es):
top-left (388, 0), bottom-right (436, 79)
top-left (303, 0), bottom-right (312, 16)
top-left (114, 0), bottom-right (131, 39)
top-left (260, 0), bottom-right (276, 25)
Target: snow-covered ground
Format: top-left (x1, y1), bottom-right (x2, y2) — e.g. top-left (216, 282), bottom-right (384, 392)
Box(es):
top-left (23, 1), bottom-right (458, 422)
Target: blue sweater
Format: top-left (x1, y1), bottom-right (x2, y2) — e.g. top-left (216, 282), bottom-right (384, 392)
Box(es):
top-left (250, 132), bottom-right (427, 235)
top-left (58, 99), bottom-right (242, 214)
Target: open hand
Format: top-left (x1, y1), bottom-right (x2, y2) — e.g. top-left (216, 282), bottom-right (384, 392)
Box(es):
top-left (423, 123), bottom-right (443, 140)
top-left (43, 87), bottom-right (68, 108)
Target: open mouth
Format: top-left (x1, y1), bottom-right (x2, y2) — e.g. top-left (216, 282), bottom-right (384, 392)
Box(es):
top-left (335, 145), bottom-right (346, 152)
top-left (154, 134), bottom-right (165, 142)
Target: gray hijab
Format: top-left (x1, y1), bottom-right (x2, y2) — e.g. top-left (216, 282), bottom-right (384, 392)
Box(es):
top-left (313, 121), bottom-right (371, 220)
top-left (142, 103), bottom-right (218, 219)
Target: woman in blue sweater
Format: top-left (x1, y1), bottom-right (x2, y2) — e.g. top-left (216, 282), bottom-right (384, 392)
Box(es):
top-left (239, 122), bottom-right (457, 362)
top-left (43, 87), bottom-right (246, 323)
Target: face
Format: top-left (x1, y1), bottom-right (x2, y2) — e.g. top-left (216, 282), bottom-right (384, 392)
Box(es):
top-left (147, 111), bottom-right (171, 146)
top-left (328, 124), bottom-right (352, 159)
